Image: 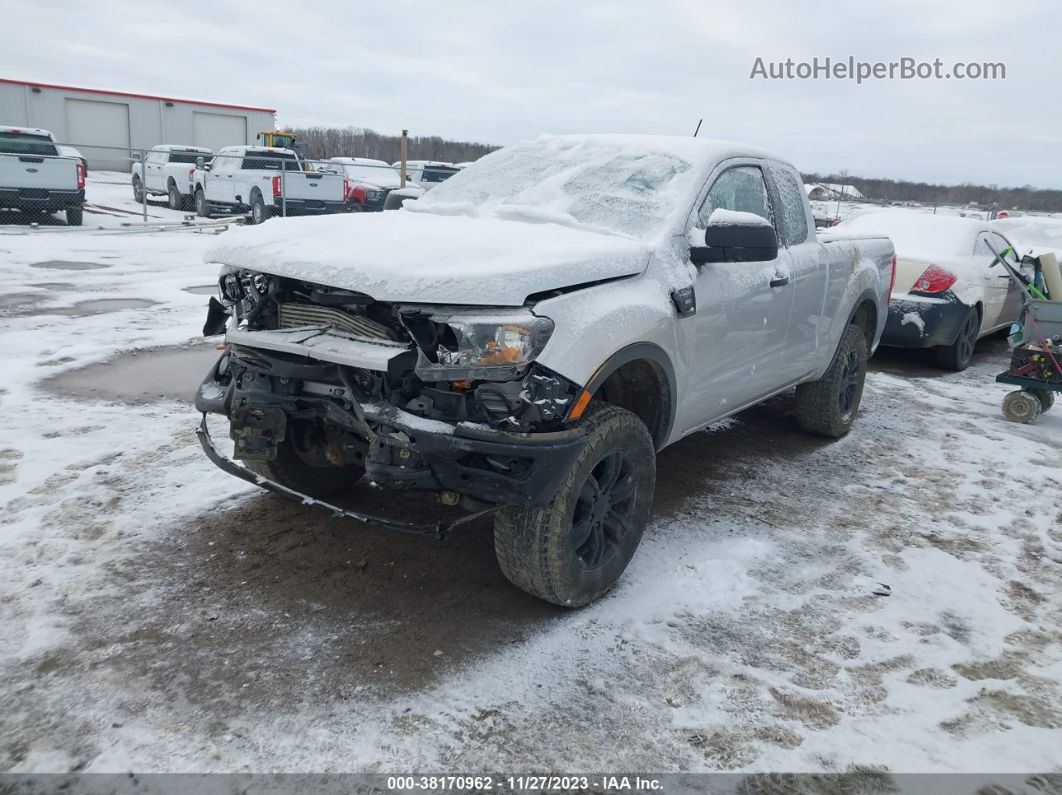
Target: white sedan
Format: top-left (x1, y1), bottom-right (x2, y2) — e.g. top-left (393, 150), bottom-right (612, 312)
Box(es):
top-left (836, 210), bottom-right (1030, 370)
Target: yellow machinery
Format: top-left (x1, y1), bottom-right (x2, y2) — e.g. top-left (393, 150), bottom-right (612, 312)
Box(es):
top-left (255, 130), bottom-right (307, 158)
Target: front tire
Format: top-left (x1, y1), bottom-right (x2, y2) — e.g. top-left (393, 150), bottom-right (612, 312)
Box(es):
top-left (1002, 390), bottom-right (1042, 423)
top-left (933, 307), bottom-right (980, 371)
top-left (65, 205), bottom-right (83, 226)
top-left (246, 422), bottom-right (364, 498)
top-left (493, 403), bottom-right (656, 607)
top-left (195, 188), bottom-right (210, 218)
top-left (796, 323), bottom-right (868, 438)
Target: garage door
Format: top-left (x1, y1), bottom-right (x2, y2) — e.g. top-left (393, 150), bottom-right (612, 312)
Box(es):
top-left (65, 98), bottom-right (131, 171)
top-left (193, 112), bottom-right (248, 152)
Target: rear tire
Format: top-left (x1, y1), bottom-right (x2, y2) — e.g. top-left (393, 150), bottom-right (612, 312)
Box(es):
top-left (1002, 390), bottom-right (1041, 424)
top-left (933, 307), bottom-right (980, 371)
top-left (167, 182), bottom-right (182, 210)
top-left (795, 323), bottom-right (868, 438)
top-left (250, 192), bottom-right (272, 225)
top-left (65, 205), bottom-right (83, 226)
top-left (195, 188), bottom-right (210, 218)
top-left (132, 175), bottom-right (144, 203)
top-left (493, 403), bottom-right (656, 607)
top-left (246, 423), bottom-right (364, 498)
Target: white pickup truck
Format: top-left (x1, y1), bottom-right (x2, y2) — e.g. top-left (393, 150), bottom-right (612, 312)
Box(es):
top-left (132, 144), bottom-right (212, 211)
top-left (194, 134), bottom-right (894, 606)
top-left (192, 146), bottom-right (352, 224)
top-left (0, 126), bottom-right (85, 226)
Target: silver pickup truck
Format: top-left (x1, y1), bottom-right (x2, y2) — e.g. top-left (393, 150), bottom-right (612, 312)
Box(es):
top-left (0, 126), bottom-right (85, 226)
top-left (194, 134), bottom-right (895, 606)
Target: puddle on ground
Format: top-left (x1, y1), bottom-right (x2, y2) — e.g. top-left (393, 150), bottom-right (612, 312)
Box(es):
top-left (29, 283), bottom-right (77, 290)
top-left (183, 285), bottom-right (217, 295)
top-left (0, 293), bottom-right (45, 309)
top-left (27, 298), bottom-right (158, 318)
top-left (31, 260), bottom-right (110, 271)
top-left (40, 343), bottom-right (220, 404)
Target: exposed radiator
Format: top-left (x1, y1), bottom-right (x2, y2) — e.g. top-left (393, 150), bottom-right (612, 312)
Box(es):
top-left (278, 303), bottom-right (392, 341)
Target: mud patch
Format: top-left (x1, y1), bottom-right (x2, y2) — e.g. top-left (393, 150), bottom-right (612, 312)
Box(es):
top-left (40, 343), bottom-right (219, 404)
top-left (30, 260), bottom-right (110, 271)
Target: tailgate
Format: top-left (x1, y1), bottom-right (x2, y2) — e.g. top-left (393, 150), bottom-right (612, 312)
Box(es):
top-left (0, 154), bottom-right (78, 191)
top-left (282, 172), bottom-right (346, 201)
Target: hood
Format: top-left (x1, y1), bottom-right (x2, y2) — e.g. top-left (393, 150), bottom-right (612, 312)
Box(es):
top-left (205, 211), bottom-right (650, 306)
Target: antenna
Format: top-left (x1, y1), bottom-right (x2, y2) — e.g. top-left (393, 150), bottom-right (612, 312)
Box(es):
top-left (692, 118), bottom-right (703, 138)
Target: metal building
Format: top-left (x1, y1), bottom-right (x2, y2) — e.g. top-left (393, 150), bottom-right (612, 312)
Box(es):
top-left (0, 78), bottom-right (276, 170)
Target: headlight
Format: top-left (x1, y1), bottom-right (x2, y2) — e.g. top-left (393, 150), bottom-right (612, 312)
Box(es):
top-left (414, 310), bottom-right (554, 381)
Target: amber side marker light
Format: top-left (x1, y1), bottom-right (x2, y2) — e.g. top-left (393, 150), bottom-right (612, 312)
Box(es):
top-left (568, 389), bottom-right (593, 420)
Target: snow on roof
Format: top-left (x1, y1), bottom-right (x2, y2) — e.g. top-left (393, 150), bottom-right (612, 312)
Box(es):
top-left (412, 133), bottom-right (780, 240)
top-left (152, 144), bottom-right (212, 152)
top-left (0, 125), bottom-right (55, 138)
top-left (834, 209), bottom-right (987, 257)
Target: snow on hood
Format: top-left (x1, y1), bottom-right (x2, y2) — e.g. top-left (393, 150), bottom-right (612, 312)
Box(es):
top-left (205, 211), bottom-right (651, 306)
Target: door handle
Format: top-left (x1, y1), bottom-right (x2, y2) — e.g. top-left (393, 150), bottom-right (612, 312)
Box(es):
top-left (770, 276), bottom-right (790, 288)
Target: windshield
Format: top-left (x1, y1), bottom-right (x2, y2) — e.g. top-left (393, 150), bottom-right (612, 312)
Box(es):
top-left (412, 137), bottom-right (697, 238)
top-left (0, 131), bottom-right (58, 157)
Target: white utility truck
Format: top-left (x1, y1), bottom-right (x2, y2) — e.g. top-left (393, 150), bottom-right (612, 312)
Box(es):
top-left (192, 146), bottom-right (352, 224)
top-left (132, 144), bottom-right (212, 210)
top-left (0, 126), bottom-right (85, 226)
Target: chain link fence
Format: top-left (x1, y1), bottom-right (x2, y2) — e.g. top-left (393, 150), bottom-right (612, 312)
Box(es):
top-left (2, 141), bottom-right (460, 229)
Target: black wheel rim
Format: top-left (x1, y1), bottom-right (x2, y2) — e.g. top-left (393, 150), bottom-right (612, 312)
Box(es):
top-left (838, 350), bottom-right (861, 419)
top-left (957, 312), bottom-right (978, 365)
top-left (570, 451), bottom-right (636, 569)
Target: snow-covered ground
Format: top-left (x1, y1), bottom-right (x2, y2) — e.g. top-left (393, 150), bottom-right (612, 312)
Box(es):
top-left (1, 221), bottom-right (1060, 775)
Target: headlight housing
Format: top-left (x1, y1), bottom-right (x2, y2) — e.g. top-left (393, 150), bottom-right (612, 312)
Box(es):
top-left (412, 310), bottom-right (555, 381)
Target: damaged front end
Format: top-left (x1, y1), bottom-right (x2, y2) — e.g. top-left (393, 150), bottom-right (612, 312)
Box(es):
top-left (195, 269), bottom-right (588, 511)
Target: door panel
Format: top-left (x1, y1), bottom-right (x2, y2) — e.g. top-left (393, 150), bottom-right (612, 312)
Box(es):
top-left (684, 164), bottom-right (793, 430)
top-left (975, 232), bottom-right (1009, 330)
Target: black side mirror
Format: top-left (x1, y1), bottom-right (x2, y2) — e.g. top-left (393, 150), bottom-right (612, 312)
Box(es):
top-left (196, 157), bottom-right (206, 170)
top-left (691, 214), bottom-right (779, 265)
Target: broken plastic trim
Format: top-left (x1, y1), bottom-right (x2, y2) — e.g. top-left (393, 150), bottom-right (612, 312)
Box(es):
top-left (195, 414), bottom-right (494, 541)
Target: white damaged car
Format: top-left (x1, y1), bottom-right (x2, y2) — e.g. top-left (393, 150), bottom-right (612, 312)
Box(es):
top-left (836, 210), bottom-right (1032, 370)
top-left (194, 134), bottom-right (894, 606)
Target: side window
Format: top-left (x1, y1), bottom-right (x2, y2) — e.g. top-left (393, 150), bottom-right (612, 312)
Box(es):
top-left (990, 233), bottom-right (1016, 261)
top-left (698, 166), bottom-right (774, 229)
top-left (770, 163), bottom-right (809, 245)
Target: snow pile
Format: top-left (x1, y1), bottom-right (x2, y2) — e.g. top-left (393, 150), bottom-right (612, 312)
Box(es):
top-left (993, 215), bottom-right (1062, 258)
top-left (707, 208), bottom-right (772, 227)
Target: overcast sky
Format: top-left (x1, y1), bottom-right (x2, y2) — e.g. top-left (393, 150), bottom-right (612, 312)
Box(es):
top-left (3, 0), bottom-right (1058, 187)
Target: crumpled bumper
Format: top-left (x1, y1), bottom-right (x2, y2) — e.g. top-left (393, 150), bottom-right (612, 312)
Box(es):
top-left (194, 350), bottom-right (588, 508)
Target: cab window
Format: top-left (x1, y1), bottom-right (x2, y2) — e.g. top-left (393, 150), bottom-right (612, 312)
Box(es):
top-left (698, 166), bottom-right (774, 229)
